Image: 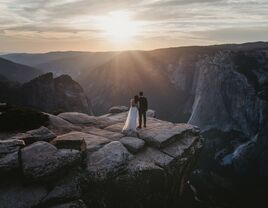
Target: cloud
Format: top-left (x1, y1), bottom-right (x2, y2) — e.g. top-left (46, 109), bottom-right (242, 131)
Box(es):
top-left (0, 0), bottom-right (267, 52)
top-left (193, 27), bottom-right (268, 43)
top-left (5, 25), bottom-right (100, 34)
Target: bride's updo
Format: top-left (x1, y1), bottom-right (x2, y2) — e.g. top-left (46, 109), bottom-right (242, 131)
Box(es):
top-left (134, 95), bottom-right (139, 104)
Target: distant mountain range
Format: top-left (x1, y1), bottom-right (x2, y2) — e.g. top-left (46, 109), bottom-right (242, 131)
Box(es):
top-left (0, 57), bottom-right (43, 83)
top-left (2, 42), bottom-right (268, 122)
top-left (2, 51), bottom-right (116, 79)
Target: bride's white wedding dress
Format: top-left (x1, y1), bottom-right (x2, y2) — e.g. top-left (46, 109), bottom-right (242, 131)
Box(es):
top-left (122, 99), bottom-right (138, 133)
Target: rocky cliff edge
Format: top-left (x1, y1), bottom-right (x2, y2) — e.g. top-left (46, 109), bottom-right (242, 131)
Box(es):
top-left (0, 106), bottom-right (202, 208)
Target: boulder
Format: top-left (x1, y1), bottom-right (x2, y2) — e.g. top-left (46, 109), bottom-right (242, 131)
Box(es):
top-left (119, 137), bottom-right (145, 153)
top-left (109, 106), bottom-right (128, 113)
top-left (139, 123), bottom-right (199, 148)
top-left (0, 139), bottom-right (25, 156)
top-left (84, 134), bottom-right (111, 153)
top-left (58, 112), bottom-right (97, 125)
top-left (147, 109), bottom-right (156, 118)
top-left (47, 113), bottom-right (82, 134)
top-left (0, 184), bottom-right (47, 208)
top-left (21, 141), bottom-right (80, 180)
top-left (162, 136), bottom-right (200, 159)
top-left (52, 132), bottom-right (87, 151)
top-left (0, 139), bottom-right (25, 172)
top-left (122, 129), bottom-right (139, 137)
top-left (113, 159), bottom-right (169, 207)
top-left (94, 116), bottom-right (119, 128)
top-left (83, 126), bottom-right (124, 141)
top-left (0, 132), bottom-right (17, 140)
top-left (47, 200), bottom-right (87, 208)
top-left (106, 111), bottom-right (129, 122)
top-left (94, 111), bottom-right (129, 128)
top-left (41, 173), bottom-right (81, 205)
top-left (85, 157), bottom-right (168, 208)
top-left (125, 157), bottom-right (165, 175)
top-left (86, 141), bottom-right (132, 181)
top-left (10, 133), bottom-right (34, 144)
top-left (134, 147), bottom-right (174, 169)
top-left (104, 122), bottom-right (125, 133)
top-left (52, 131), bottom-right (111, 152)
top-left (0, 152), bottom-right (19, 172)
top-left (26, 126), bottom-right (56, 141)
top-left (11, 126), bottom-right (56, 145)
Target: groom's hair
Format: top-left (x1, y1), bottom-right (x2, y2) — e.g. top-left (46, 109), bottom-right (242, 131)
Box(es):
top-left (139, 91), bottom-right (143, 96)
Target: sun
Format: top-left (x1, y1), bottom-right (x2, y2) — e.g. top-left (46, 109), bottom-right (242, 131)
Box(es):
top-left (98, 11), bottom-right (139, 42)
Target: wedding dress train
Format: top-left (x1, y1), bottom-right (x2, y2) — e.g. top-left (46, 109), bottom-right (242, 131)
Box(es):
top-left (122, 105), bottom-right (138, 133)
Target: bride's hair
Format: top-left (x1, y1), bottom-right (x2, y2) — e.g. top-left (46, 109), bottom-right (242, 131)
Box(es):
top-left (134, 95), bottom-right (139, 104)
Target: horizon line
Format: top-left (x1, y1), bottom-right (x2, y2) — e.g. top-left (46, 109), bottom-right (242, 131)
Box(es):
top-left (2, 40), bottom-right (268, 55)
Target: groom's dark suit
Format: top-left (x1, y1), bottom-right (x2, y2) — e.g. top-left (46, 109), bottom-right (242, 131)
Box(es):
top-left (138, 96), bottom-right (148, 127)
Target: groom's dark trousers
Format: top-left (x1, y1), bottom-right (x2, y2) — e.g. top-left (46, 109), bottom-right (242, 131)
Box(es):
top-left (139, 110), bottom-right (146, 127)
top-left (138, 96), bottom-right (148, 127)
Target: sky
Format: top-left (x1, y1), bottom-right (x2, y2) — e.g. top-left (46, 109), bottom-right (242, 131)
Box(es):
top-left (0, 0), bottom-right (268, 53)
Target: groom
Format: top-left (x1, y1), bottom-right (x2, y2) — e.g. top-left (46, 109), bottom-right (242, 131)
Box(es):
top-left (138, 91), bottom-right (148, 128)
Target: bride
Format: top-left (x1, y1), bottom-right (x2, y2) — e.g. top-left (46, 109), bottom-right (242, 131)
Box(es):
top-left (122, 95), bottom-right (139, 134)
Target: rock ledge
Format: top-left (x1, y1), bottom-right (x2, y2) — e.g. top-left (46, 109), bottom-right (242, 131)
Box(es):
top-left (0, 107), bottom-right (202, 208)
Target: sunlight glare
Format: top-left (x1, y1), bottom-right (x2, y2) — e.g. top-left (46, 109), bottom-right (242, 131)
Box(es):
top-left (98, 11), bottom-right (139, 42)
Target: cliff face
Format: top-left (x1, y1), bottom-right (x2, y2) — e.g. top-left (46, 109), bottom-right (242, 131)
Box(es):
top-left (0, 109), bottom-right (202, 208)
top-left (165, 48), bottom-right (268, 206)
top-left (21, 73), bottom-right (92, 114)
top-left (167, 50), bottom-right (267, 138)
top-left (0, 73), bottom-right (93, 115)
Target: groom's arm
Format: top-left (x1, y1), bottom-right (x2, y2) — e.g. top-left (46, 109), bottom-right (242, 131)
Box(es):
top-left (144, 98), bottom-right (148, 111)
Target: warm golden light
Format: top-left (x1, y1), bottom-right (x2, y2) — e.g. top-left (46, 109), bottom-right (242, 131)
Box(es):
top-left (98, 11), bottom-right (139, 42)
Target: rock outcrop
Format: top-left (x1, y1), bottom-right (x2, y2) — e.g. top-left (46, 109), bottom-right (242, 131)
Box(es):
top-left (0, 139), bottom-right (25, 172)
top-left (12, 126), bottom-right (56, 144)
top-left (21, 141), bottom-right (80, 180)
top-left (119, 137), bottom-right (145, 153)
top-left (21, 73), bottom-right (92, 114)
top-left (108, 105), bottom-right (129, 113)
top-left (58, 112), bottom-right (97, 125)
top-left (0, 73), bottom-right (93, 115)
top-left (0, 108), bottom-right (202, 208)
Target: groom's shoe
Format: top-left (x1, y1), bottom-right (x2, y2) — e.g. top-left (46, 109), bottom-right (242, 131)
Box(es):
top-left (144, 125), bottom-right (146, 128)
top-left (137, 126), bottom-right (142, 129)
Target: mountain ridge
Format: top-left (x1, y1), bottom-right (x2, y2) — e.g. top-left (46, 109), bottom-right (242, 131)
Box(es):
top-left (0, 57), bottom-right (43, 83)
top-left (2, 41), bottom-right (268, 55)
